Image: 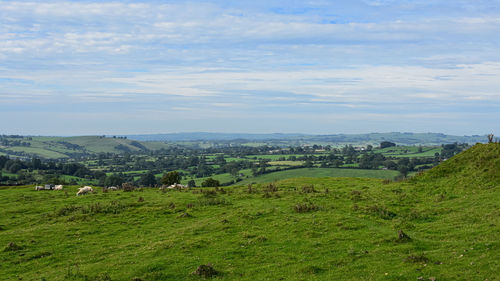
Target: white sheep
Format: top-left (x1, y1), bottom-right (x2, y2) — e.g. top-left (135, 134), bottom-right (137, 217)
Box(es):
top-left (54, 185), bottom-right (63, 190)
top-left (76, 186), bottom-right (93, 196)
top-left (35, 186), bottom-right (43, 191)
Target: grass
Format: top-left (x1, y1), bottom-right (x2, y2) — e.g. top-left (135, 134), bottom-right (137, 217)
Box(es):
top-left (0, 143), bottom-right (498, 280)
top-left (268, 161), bottom-right (305, 166)
top-left (1, 136), bottom-right (171, 159)
top-left (374, 146), bottom-right (442, 158)
top-left (235, 168), bottom-right (400, 186)
top-left (5, 146), bottom-right (69, 159)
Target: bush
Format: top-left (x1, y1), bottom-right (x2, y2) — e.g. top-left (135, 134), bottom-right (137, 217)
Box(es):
top-left (294, 202), bottom-right (319, 213)
top-left (122, 182), bottom-right (135, 192)
top-left (365, 205), bottom-right (397, 220)
top-left (201, 178), bottom-right (220, 187)
top-left (192, 264), bottom-right (218, 278)
top-left (264, 183), bottom-right (278, 193)
top-left (301, 185), bottom-right (316, 193)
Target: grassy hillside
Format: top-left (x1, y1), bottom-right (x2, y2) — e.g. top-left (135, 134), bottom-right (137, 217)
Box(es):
top-left (235, 168), bottom-right (400, 186)
top-left (0, 144), bottom-right (498, 280)
top-left (413, 143), bottom-right (499, 188)
top-left (0, 136), bottom-right (171, 159)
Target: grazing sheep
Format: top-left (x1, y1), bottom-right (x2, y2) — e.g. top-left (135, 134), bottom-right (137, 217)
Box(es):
top-left (167, 183), bottom-right (187, 189)
top-left (108, 186), bottom-right (118, 191)
top-left (76, 186), bottom-right (93, 196)
top-left (35, 186), bottom-right (43, 191)
top-left (54, 185), bottom-right (63, 190)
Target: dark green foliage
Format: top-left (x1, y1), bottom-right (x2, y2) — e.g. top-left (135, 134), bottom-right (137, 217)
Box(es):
top-left (139, 171), bottom-right (156, 187)
top-left (187, 179), bottom-right (196, 187)
top-left (104, 174), bottom-right (124, 187)
top-left (380, 141), bottom-right (396, 149)
top-left (161, 171), bottom-right (181, 186)
top-left (201, 178), bottom-right (220, 187)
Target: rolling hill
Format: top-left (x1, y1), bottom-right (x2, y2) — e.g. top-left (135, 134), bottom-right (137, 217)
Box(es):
top-left (125, 132), bottom-right (486, 145)
top-left (0, 135), bottom-right (171, 159)
top-left (0, 143), bottom-right (498, 280)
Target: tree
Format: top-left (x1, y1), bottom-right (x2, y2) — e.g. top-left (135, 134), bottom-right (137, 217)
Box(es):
top-left (187, 179), bottom-right (196, 187)
top-left (380, 141), bottom-right (396, 149)
top-left (104, 174), bottom-right (124, 187)
top-left (161, 171), bottom-right (181, 186)
top-left (201, 178), bottom-right (220, 187)
top-left (398, 165), bottom-right (409, 177)
top-left (31, 158), bottom-right (42, 169)
top-left (140, 171), bottom-right (157, 187)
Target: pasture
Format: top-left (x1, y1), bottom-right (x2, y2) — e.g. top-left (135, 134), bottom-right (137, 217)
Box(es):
top-left (0, 173), bottom-right (498, 280)
top-left (234, 168), bottom-right (400, 186)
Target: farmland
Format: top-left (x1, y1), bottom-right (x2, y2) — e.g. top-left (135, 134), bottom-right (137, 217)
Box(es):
top-left (1, 134), bottom-right (472, 188)
top-left (0, 143), bottom-right (498, 280)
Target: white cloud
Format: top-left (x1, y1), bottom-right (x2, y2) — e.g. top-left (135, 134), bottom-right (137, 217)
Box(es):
top-left (1, 0), bottom-right (499, 134)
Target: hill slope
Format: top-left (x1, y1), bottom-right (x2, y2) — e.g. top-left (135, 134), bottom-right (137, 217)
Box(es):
top-left (0, 144), bottom-right (498, 280)
top-left (0, 136), bottom-right (171, 159)
top-left (413, 143), bottom-right (499, 188)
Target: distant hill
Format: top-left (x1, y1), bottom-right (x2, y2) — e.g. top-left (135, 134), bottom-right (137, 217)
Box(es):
top-left (0, 135), bottom-right (171, 159)
top-left (0, 132), bottom-right (489, 159)
top-left (125, 132), bottom-right (487, 145)
top-left (123, 132), bottom-right (305, 141)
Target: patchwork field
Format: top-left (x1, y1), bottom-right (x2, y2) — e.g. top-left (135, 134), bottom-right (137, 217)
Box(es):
top-left (0, 143), bottom-right (498, 280)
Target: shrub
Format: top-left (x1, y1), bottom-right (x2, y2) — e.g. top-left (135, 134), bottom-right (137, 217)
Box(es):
top-left (201, 178), bottom-right (220, 187)
top-left (122, 182), bottom-right (135, 192)
top-left (82, 201), bottom-right (125, 215)
top-left (294, 202), bottom-right (319, 213)
top-left (192, 264), bottom-right (218, 278)
top-left (301, 185), bottom-right (316, 193)
top-left (247, 184), bottom-right (254, 193)
top-left (365, 205), bottom-right (397, 220)
top-left (264, 183), bottom-right (278, 193)
top-left (201, 189), bottom-right (217, 197)
top-left (56, 205), bottom-right (80, 216)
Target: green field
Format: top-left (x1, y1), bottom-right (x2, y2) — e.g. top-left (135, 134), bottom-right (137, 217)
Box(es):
top-left (375, 146), bottom-right (441, 158)
top-left (6, 146), bottom-right (69, 159)
top-left (235, 168), bottom-right (400, 186)
top-left (0, 136), bottom-right (172, 159)
top-left (268, 161), bottom-right (305, 166)
top-left (1, 143), bottom-right (498, 280)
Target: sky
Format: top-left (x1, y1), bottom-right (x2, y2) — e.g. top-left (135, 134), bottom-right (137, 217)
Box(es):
top-left (1, 0), bottom-right (499, 136)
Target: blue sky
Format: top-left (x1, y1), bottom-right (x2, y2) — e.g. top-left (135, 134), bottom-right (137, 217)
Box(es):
top-left (1, 0), bottom-right (499, 135)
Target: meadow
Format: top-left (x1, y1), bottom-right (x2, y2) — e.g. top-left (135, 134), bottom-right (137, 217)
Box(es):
top-left (0, 143), bottom-right (498, 280)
